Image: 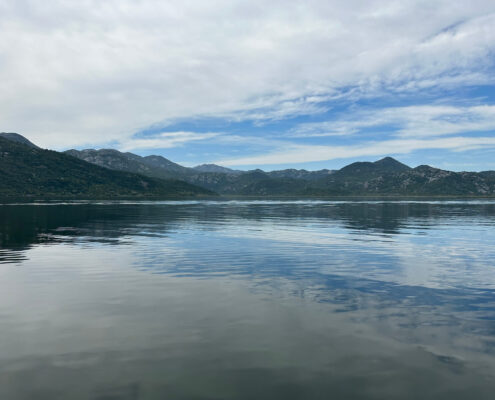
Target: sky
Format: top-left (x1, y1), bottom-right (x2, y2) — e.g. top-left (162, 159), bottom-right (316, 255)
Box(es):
top-left (1, 0), bottom-right (495, 171)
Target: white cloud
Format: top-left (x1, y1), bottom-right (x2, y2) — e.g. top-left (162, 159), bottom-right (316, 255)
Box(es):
top-left (1, 0), bottom-right (495, 149)
top-left (217, 136), bottom-right (495, 166)
top-left (290, 105), bottom-right (495, 138)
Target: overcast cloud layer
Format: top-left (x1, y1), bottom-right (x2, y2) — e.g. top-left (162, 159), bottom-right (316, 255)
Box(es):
top-left (1, 0), bottom-right (495, 170)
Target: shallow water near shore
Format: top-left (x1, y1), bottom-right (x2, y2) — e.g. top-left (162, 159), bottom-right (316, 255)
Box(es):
top-left (1, 200), bottom-right (495, 399)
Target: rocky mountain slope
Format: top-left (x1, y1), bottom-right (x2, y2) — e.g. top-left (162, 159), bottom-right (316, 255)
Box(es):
top-left (0, 137), bottom-right (213, 199)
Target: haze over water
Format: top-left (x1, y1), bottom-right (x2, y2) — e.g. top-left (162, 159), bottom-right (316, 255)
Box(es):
top-left (1, 200), bottom-right (495, 399)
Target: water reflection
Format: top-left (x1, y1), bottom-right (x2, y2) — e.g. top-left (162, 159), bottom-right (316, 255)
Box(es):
top-left (2, 200), bottom-right (494, 246)
top-left (1, 201), bottom-right (495, 399)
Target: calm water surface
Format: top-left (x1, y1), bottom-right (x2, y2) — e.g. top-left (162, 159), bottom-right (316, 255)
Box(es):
top-left (1, 200), bottom-right (495, 399)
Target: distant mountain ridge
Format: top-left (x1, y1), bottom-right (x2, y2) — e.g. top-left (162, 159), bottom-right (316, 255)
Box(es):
top-left (2, 133), bottom-right (495, 197)
top-left (314, 161), bottom-right (495, 196)
top-left (339, 157), bottom-right (411, 176)
top-left (193, 164), bottom-right (242, 174)
top-left (65, 148), bottom-right (337, 193)
top-left (64, 149), bottom-right (190, 180)
top-left (0, 136), bottom-right (213, 199)
top-left (63, 147), bottom-right (495, 196)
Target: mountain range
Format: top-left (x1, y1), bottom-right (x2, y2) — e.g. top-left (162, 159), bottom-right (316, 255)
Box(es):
top-left (65, 148), bottom-right (336, 194)
top-left (65, 144), bottom-right (495, 196)
top-left (2, 132), bottom-right (495, 198)
top-left (0, 133), bottom-right (212, 199)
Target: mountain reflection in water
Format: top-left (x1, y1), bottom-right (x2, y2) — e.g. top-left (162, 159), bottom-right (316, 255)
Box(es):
top-left (1, 200), bottom-right (495, 399)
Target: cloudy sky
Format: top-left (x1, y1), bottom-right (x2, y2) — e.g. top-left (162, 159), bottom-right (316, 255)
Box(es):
top-left (1, 0), bottom-right (495, 171)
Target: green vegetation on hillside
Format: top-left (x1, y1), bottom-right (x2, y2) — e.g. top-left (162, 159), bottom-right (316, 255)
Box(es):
top-left (0, 137), bottom-right (213, 199)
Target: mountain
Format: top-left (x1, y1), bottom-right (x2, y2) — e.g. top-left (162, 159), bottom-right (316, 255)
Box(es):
top-left (374, 156), bottom-right (411, 172)
top-left (0, 137), bottom-right (213, 199)
top-left (312, 162), bottom-right (495, 196)
top-left (5, 133), bottom-right (494, 197)
top-left (184, 157), bottom-right (495, 196)
top-left (193, 164), bottom-right (242, 174)
top-left (338, 157), bottom-right (411, 178)
top-left (64, 146), bottom-right (495, 196)
top-left (66, 148), bottom-right (338, 193)
top-left (0, 132), bottom-right (39, 148)
top-left (65, 148), bottom-right (190, 179)
top-left (142, 155), bottom-right (190, 175)
top-left (266, 168), bottom-right (334, 181)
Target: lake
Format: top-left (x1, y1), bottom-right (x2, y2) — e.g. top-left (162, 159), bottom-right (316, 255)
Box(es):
top-left (1, 200), bottom-right (495, 399)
